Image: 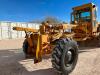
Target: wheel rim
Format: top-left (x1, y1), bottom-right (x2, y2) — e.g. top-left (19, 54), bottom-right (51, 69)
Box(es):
top-left (64, 49), bottom-right (74, 67)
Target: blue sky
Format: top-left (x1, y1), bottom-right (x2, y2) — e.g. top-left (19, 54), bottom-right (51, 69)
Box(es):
top-left (0, 0), bottom-right (99, 22)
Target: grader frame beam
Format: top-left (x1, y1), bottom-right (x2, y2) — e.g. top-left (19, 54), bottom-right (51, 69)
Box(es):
top-left (13, 27), bottom-right (38, 32)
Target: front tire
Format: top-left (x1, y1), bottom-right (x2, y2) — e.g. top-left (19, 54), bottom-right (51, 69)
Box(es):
top-left (23, 39), bottom-right (28, 55)
top-left (51, 38), bottom-right (78, 75)
top-left (98, 33), bottom-right (100, 47)
top-left (23, 39), bottom-right (30, 58)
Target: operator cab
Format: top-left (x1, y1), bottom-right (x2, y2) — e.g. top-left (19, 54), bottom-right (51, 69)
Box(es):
top-left (71, 3), bottom-right (97, 33)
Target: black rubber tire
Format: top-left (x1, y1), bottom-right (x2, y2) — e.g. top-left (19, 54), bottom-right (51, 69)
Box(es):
top-left (51, 38), bottom-right (78, 75)
top-left (23, 39), bottom-right (28, 55)
top-left (98, 33), bottom-right (100, 47)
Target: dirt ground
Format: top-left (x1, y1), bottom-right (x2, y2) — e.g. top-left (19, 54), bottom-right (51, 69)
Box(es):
top-left (0, 39), bottom-right (100, 75)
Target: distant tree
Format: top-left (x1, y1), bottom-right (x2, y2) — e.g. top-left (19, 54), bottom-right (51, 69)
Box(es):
top-left (43, 16), bottom-right (61, 24)
top-left (29, 16), bottom-right (65, 24)
top-left (62, 21), bottom-right (68, 24)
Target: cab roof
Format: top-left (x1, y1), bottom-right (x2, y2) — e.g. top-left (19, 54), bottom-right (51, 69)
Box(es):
top-left (72, 3), bottom-right (95, 11)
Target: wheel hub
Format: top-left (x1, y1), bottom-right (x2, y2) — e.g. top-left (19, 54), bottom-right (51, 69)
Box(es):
top-left (67, 51), bottom-right (72, 62)
top-left (65, 50), bottom-right (73, 67)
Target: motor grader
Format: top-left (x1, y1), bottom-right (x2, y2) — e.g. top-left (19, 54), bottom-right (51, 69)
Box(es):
top-left (13, 3), bottom-right (100, 75)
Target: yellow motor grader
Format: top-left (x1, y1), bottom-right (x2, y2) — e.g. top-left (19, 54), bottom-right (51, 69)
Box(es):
top-left (13, 3), bottom-right (100, 75)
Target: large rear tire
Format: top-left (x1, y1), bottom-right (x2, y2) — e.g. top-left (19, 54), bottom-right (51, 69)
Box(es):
top-left (51, 38), bottom-right (78, 75)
